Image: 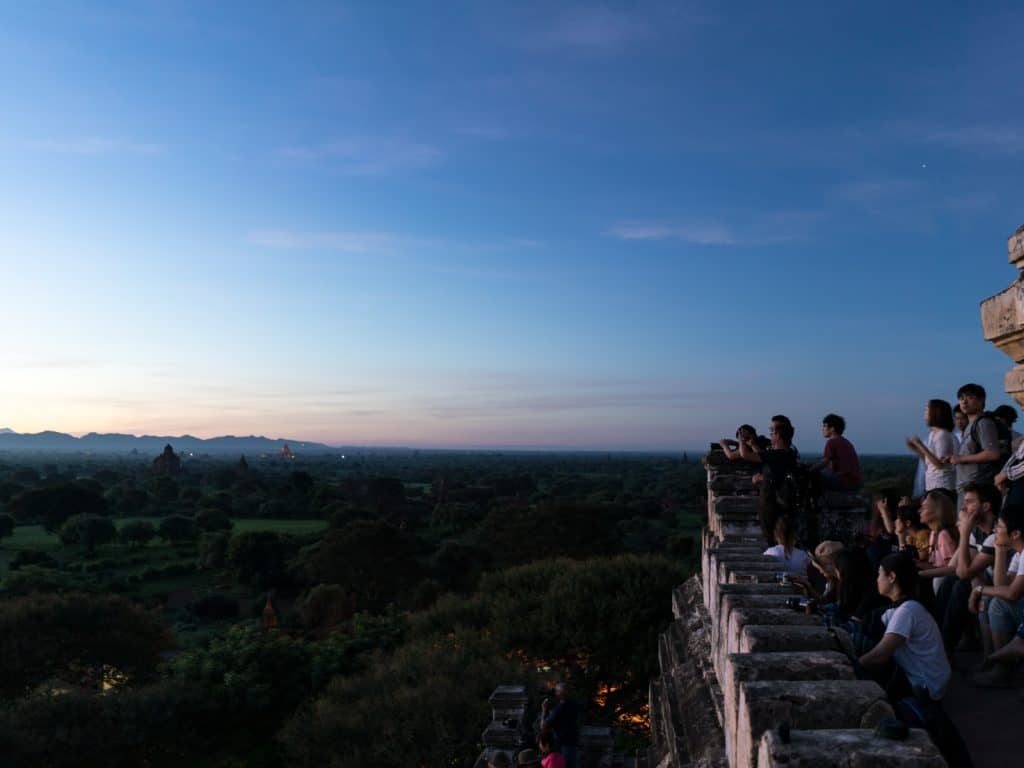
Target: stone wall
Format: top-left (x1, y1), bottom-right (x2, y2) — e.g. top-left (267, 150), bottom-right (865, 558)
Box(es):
top-left (648, 455), bottom-right (947, 768)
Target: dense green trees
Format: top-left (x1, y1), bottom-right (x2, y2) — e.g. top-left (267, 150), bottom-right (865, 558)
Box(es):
top-left (0, 512), bottom-right (14, 542)
top-left (300, 520), bottom-right (420, 611)
top-left (227, 531), bottom-right (294, 588)
top-left (158, 514), bottom-right (196, 543)
top-left (59, 514), bottom-right (116, 554)
top-left (7, 483), bottom-right (107, 532)
top-left (0, 592), bottom-right (173, 697)
top-left (119, 519), bottom-right (156, 547)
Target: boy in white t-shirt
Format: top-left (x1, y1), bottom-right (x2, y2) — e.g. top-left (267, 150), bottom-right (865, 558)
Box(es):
top-left (968, 504), bottom-right (1024, 687)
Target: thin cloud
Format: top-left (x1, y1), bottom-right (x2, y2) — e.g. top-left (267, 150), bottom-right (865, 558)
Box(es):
top-left (608, 223), bottom-right (736, 245)
top-left (278, 137), bottom-right (443, 175)
top-left (248, 229), bottom-right (398, 254)
top-left (25, 137), bottom-right (165, 156)
top-left (923, 125), bottom-right (1024, 154)
top-left (539, 7), bottom-right (651, 51)
top-left (608, 209), bottom-right (823, 246)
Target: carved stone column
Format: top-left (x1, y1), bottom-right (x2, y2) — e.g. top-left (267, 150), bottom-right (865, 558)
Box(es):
top-left (981, 224), bottom-right (1024, 406)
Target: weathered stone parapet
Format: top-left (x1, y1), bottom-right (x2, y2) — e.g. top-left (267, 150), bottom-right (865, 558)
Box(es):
top-left (981, 223), bottom-right (1024, 406)
top-left (649, 450), bottom-right (948, 768)
top-left (757, 728), bottom-right (946, 767)
top-left (721, 652), bottom-right (854, 768)
top-left (735, 680), bottom-right (892, 768)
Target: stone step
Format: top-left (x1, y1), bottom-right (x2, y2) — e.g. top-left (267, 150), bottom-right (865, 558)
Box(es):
top-left (720, 652), bottom-right (855, 768)
top-left (757, 728), bottom-right (946, 767)
top-left (736, 680), bottom-right (892, 768)
top-left (739, 625), bottom-right (839, 655)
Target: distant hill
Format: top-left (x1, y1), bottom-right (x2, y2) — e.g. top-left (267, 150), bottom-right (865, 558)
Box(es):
top-left (0, 430), bottom-right (339, 456)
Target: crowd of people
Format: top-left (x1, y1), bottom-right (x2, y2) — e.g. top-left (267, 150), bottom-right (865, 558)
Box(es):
top-left (719, 383), bottom-right (1024, 768)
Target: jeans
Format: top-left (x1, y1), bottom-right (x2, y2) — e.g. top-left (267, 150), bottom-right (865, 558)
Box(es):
top-left (934, 574), bottom-right (972, 651)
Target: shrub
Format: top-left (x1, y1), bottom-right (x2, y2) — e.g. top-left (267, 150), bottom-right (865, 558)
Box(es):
top-left (59, 514), bottom-right (116, 554)
top-left (8, 549), bottom-right (58, 571)
top-left (119, 520), bottom-right (156, 547)
top-left (158, 515), bottom-right (197, 543)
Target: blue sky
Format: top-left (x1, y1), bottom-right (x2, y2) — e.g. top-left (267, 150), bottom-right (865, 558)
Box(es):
top-left (0, 1), bottom-right (1022, 451)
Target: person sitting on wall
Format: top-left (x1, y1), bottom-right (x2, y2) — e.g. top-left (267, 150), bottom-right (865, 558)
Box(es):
top-left (791, 540), bottom-right (844, 604)
top-left (540, 683), bottom-right (579, 768)
top-left (858, 553), bottom-right (971, 768)
top-left (752, 419), bottom-right (800, 543)
top-left (718, 423), bottom-right (769, 462)
top-left (807, 413), bottom-right (862, 491)
top-left (934, 482), bottom-right (999, 654)
top-left (763, 515), bottom-right (811, 577)
top-left (968, 503), bottom-right (1024, 687)
top-left (915, 490), bottom-right (960, 605)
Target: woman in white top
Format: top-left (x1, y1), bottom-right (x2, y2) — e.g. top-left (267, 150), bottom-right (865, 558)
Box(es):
top-left (763, 515), bottom-right (811, 577)
top-left (906, 399), bottom-right (957, 495)
top-left (860, 553), bottom-right (951, 701)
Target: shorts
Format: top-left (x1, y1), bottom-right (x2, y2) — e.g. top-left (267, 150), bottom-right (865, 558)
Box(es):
top-left (982, 596), bottom-right (1024, 635)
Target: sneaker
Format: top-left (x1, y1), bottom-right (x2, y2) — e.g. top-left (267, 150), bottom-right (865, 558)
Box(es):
top-left (970, 664), bottom-right (1014, 688)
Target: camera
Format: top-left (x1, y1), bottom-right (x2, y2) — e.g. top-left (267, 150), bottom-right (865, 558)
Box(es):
top-left (784, 597), bottom-right (811, 611)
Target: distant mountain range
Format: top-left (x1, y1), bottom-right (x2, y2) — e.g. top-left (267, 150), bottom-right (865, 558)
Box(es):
top-left (0, 429), bottom-right (339, 456)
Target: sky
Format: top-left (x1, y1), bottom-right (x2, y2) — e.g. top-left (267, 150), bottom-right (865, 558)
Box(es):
top-left (0, 1), bottom-right (1023, 452)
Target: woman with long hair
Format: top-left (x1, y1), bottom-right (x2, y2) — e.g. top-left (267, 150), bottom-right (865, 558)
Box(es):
top-left (906, 399), bottom-right (957, 496)
top-left (916, 490), bottom-right (959, 597)
top-left (763, 515), bottom-right (810, 576)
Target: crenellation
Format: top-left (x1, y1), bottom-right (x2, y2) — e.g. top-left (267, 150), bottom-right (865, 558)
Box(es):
top-left (649, 446), bottom-right (951, 768)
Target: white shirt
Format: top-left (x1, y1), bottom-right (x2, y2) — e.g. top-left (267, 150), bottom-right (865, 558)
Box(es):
top-left (1009, 550), bottom-right (1024, 577)
top-left (763, 545), bottom-right (811, 576)
top-left (882, 600), bottom-right (951, 700)
top-left (923, 429), bottom-right (956, 492)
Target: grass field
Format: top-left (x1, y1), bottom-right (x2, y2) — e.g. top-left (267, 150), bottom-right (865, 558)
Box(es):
top-left (0, 517), bottom-right (328, 576)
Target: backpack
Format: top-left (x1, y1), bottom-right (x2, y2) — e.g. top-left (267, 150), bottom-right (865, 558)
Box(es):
top-left (967, 413), bottom-right (1012, 480)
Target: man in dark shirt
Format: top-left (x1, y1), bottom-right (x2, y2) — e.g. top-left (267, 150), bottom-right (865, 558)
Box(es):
top-left (808, 413), bottom-right (861, 491)
top-left (753, 419), bottom-right (799, 542)
top-left (540, 682), bottom-right (579, 768)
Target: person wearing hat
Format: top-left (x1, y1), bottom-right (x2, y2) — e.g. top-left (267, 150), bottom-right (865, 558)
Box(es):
top-left (487, 751), bottom-right (512, 768)
top-left (515, 748), bottom-right (542, 767)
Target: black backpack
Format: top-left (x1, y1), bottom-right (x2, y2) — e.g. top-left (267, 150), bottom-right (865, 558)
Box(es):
top-left (970, 413), bottom-right (1012, 480)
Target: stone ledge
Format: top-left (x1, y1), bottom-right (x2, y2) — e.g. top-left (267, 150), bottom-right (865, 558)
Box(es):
top-left (721, 652), bottom-right (855, 768)
top-left (757, 728), bottom-right (946, 767)
top-left (736, 680), bottom-right (892, 768)
top-left (739, 625), bottom-right (839, 654)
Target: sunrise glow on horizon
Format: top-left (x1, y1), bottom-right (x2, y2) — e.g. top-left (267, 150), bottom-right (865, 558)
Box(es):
top-left (2, 2), bottom-right (1023, 452)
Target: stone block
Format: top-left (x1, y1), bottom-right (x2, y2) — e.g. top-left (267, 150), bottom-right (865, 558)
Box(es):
top-left (1009, 222), bottom-right (1024, 268)
top-left (981, 280), bottom-right (1024, 362)
top-left (736, 680), bottom-right (891, 768)
top-left (715, 594), bottom-right (796, 650)
top-left (713, 583), bottom-right (797, 626)
top-left (739, 625), bottom-right (838, 654)
top-left (721, 652), bottom-right (854, 768)
top-left (757, 728), bottom-right (946, 767)
top-left (724, 608), bottom-right (819, 660)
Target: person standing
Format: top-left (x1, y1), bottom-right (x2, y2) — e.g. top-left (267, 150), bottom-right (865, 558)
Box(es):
top-left (947, 384), bottom-right (1001, 509)
top-left (906, 399), bottom-right (957, 496)
top-left (541, 683), bottom-right (580, 768)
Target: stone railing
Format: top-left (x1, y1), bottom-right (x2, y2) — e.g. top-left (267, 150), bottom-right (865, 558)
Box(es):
top-left (648, 453), bottom-right (947, 768)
